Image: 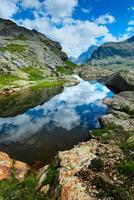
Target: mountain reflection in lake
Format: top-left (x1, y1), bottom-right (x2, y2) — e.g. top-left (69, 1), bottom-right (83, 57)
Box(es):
top-left (0, 77), bottom-right (113, 165)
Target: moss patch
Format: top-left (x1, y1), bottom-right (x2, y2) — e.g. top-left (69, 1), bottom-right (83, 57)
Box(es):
top-left (0, 44), bottom-right (25, 53)
top-left (117, 161), bottom-right (134, 176)
top-left (0, 172), bottom-right (44, 200)
top-left (90, 157), bottom-right (104, 172)
top-left (0, 74), bottom-right (21, 89)
top-left (31, 80), bottom-right (64, 90)
top-left (56, 60), bottom-right (77, 75)
top-left (93, 176), bottom-right (131, 200)
top-left (22, 67), bottom-right (44, 81)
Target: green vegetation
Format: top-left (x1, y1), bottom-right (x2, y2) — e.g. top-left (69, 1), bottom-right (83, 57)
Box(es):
top-left (0, 66), bottom-right (64, 91)
top-left (0, 74), bottom-right (21, 89)
top-left (56, 60), bottom-right (77, 75)
top-left (92, 123), bottom-right (118, 143)
top-left (22, 67), bottom-right (44, 81)
top-left (0, 172), bottom-right (44, 200)
top-left (42, 158), bottom-right (59, 186)
top-left (0, 44), bottom-right (25, 53)
top-left (31, 80), bottom-right (64, 90)
top-left (117, 161), bottom-right (134, 176)
top-left (93, 176), bottom-right (131, 200)
top-left (64, 60), bottom-right (77, 69)
top-left (90, 157), bottom-right (104, 172)
top-left (41, 158), bottom-right (61, 199)
top-left (14, 34), bottom-right (27, 40)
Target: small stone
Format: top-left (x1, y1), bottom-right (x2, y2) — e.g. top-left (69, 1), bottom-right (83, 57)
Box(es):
top-left (40, 184), bottom-right (50, 194)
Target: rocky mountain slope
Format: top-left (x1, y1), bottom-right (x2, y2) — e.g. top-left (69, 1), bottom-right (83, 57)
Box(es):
top-left (69, 45), bottom-right (98, 65)
top-left (88, 36), bottom-right (134, 69)
top-left (0, 18), bottom-right (67, 76)
top-left (0, 18), bottom-right (79, 93)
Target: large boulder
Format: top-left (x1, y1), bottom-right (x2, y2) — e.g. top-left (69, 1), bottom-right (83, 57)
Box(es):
top-left (37, 140), bottom-right (99, 200)
top-left (101, 91), bottom-right (134, 131)
top-left (105, 70), bottom-right (134, 91)
top-left (74, 66), bottom-right (112, 81)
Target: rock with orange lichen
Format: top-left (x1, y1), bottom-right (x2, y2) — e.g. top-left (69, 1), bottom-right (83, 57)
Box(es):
top-left (14, 160), bottom-right (30, 180)
top-left (0, 151), bottom-right (30, 181)
top-left (37, 140), bottom-right (99, 200)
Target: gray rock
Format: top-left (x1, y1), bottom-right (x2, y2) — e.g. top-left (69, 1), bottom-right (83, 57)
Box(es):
top-left (0, 18), bottom-right (68, 77)
top-left (105, 70), bottom-right (134, 91)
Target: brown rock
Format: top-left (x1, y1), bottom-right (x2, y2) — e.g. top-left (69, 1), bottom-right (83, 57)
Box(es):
top-left (0, 151), bottom-right (30, 181)
top-left (14, 161), bottom-right (30, 180)
top-left (0, 151), bottom-right (13, 181)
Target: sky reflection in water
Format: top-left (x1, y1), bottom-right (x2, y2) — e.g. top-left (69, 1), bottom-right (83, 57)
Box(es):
top-left (0, 78), bottom-right (113, 164)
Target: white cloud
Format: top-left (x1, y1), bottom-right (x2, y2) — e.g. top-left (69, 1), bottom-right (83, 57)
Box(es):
top-left (21, 0), bottom-right (42, 9)
top-left (126, 26), bottom-right (134, 32)
top-left (0, 0), bottom-right (18, 18)
top-left (0, 1), bottom-right (118, 57)
top-left (82, 8), bottom-right (91, 13)
top-left (128, 20), bottom-right (134, 25)
top-left (95, 13), bottom-right (116, 25)
top-left (44, 0), bottom-right (78, 23)
top-left (19, 14), bottom-right (115, 57)
top-left (102, 33), bottom-right (118, 43)
top-left (129, 6), bottom-right (134, 11)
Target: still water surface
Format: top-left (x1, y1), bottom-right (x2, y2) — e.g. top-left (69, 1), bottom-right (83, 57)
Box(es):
top-left (0, 77), bottom-right (113, 165)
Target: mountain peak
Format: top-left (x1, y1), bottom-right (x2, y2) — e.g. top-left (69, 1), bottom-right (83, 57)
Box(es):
top-left (69, 45), bottom-right (98, 65)
top-left (88, 35), bottom-right (134, 69)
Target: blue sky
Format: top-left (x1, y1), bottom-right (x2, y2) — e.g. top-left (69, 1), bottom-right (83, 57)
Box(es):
top-left (0, 0), bottom-right (134, 57)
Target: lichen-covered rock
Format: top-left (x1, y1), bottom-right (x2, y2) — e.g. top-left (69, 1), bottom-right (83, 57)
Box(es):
top-left (0, 151), bottom-right (30, 181)
top-left (37, 140), bottom-right (99, 200)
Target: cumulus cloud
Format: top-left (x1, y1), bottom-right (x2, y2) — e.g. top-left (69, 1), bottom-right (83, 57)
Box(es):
top-left (95, 13), bottom-right (116, 25)
top-left (44, 0), bottom-right (78, 23)
top-left (19, 13), bottom-right (115, 57)
top-left (0, 0), bottom-right (18, 18)
top-left (0, 0), bottom-right (118, 57)
top-left (82, 8), bottom-right (91, 13)
top-left (102, 33), bottom-right (118, 42)
top-left (128, 20), bottom-right (134, 25)
top-left (21, 0), bottom-right (42, 9)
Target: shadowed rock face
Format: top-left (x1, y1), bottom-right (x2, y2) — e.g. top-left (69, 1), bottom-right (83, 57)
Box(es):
top-left (0, 18), bottom-right (67, 74)
top-left (88, 36), bottom-right (134, 69)
top-left (100, 91), bottom-right (134, 131)
top-left (105, 70), bottom-right (134, 91)
top-left (0, 86), bottom-right (63, 117)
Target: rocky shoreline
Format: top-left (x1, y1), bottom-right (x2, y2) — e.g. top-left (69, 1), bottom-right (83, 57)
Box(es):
top-left (35, 86), bottom-right (134, 199)
top-left (0, 70), bottom-right (134, 200)
top-left (0, 69), bottom-right (133, 199)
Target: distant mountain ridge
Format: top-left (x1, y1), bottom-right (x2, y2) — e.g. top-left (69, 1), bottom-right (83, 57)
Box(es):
top-left (88, 36), bottom-right (134, 69)
top-left (69, 45), bottom-right (98, 65)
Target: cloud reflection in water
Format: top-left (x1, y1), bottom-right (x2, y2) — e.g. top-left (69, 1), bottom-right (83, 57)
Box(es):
top-left (0, 79), bottom-right (113, 143)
